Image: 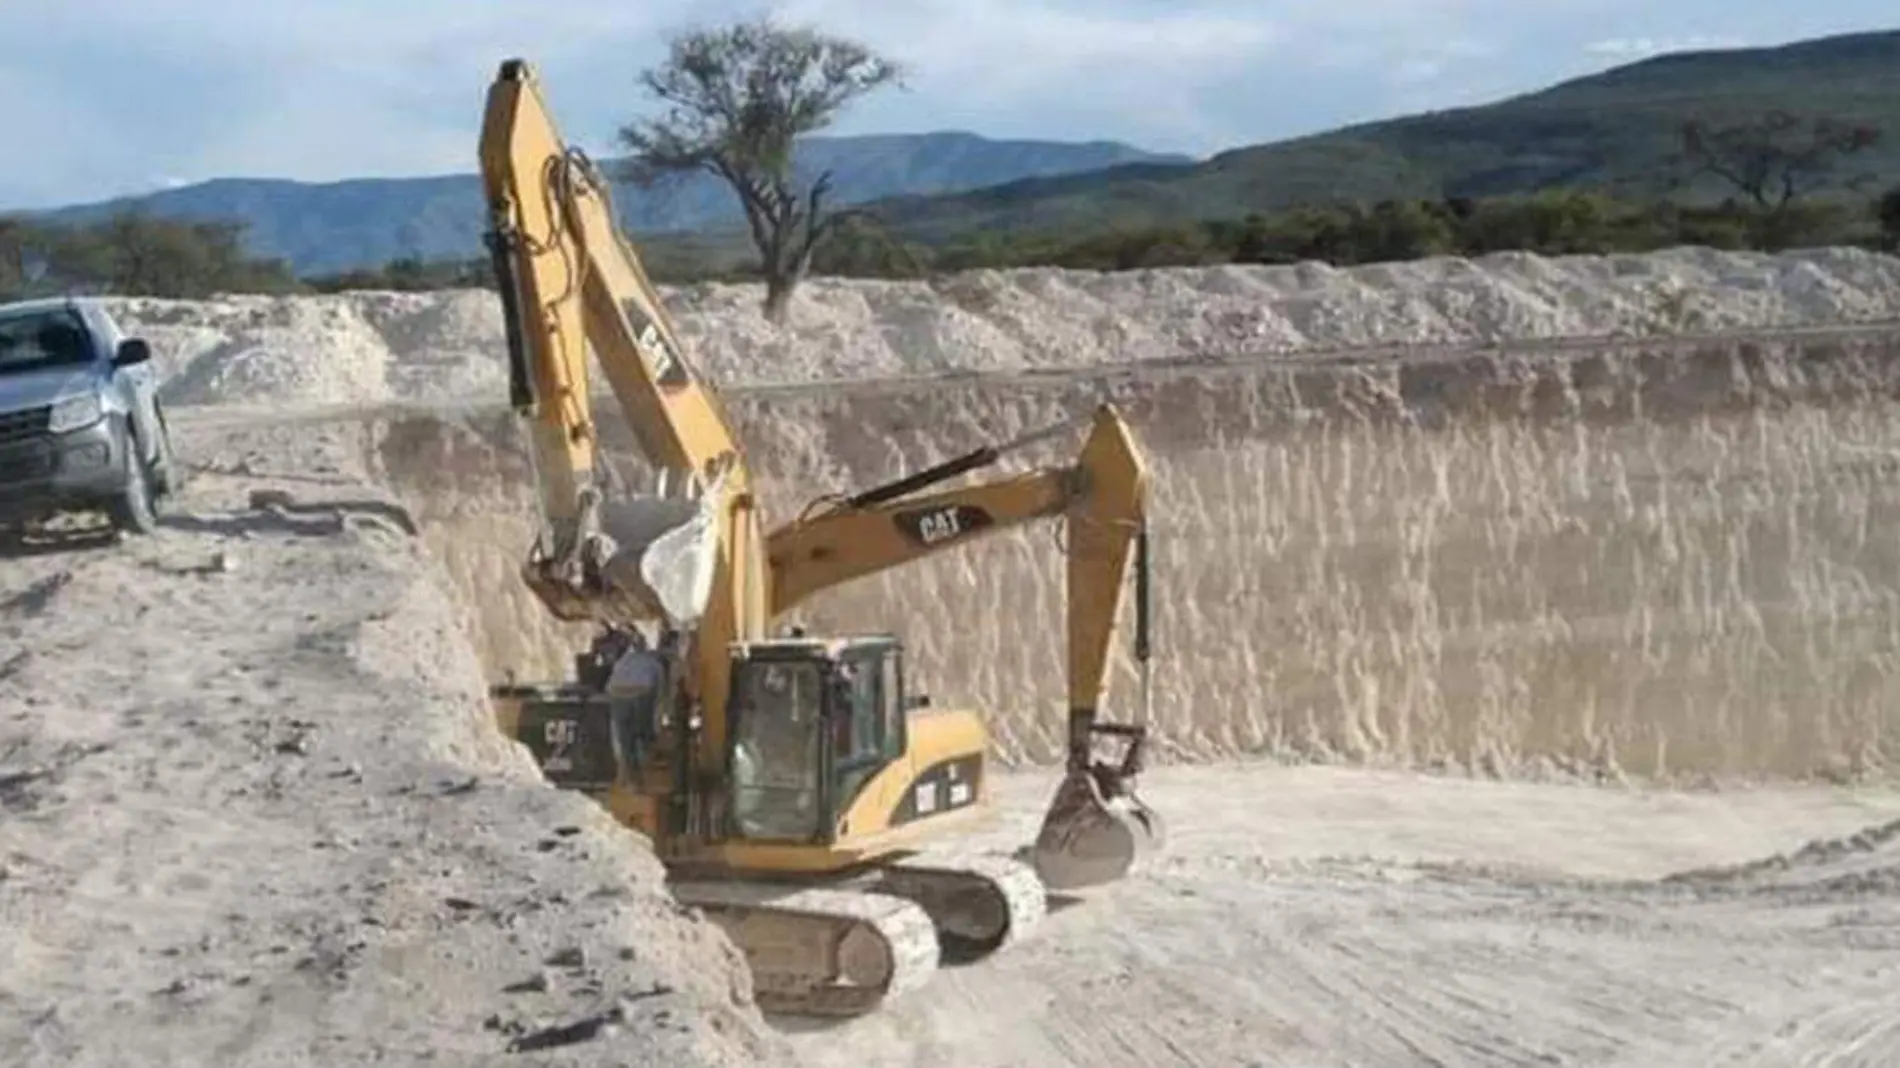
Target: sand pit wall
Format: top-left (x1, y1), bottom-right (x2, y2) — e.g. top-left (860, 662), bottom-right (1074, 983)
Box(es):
top-left (351, 325), bottom-right (1900, 784)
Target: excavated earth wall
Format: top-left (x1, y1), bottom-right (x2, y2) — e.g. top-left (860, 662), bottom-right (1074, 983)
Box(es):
top-left (181, 322), bottom-right (1900, 784)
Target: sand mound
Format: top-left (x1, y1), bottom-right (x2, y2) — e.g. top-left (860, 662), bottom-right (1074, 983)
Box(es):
top-left (108, 247), bottom-right (1900, 409)
top-left (655, 248), bottom-right (1900, 381)
top-left (114, 295), bottom-right (388, 407)
top-left (0, 470), bottom-right (787, 1067)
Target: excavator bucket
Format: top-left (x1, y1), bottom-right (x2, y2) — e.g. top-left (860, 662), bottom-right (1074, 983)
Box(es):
top-left (1028, 760), bottom-right (1166, 892)
top-left (589, 467), bottom-right (730, 626)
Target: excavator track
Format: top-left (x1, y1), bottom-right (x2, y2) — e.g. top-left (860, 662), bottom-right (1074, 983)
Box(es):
top-left (671, 854), bottom-right (1047, 1017)
top-left (873, 852), bottom-right (1048, 960)
top-left (670, 879), bottom-right (940, 1017)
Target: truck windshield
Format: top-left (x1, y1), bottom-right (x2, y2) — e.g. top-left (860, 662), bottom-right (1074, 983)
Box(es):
top-left (0, 308), bottom-right (92, 375)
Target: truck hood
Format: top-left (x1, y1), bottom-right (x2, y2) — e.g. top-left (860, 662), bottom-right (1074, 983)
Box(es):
top-left (0, 364), bottom-right (95, 415)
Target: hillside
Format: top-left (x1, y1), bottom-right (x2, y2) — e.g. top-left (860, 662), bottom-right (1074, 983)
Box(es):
top-left (28, 132), bottom-right (1186, 274)
top-left (869, 29), bottom-right (1900, 240)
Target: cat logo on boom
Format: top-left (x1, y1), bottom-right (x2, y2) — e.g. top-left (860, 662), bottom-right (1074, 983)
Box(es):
top-left (893, 504), bottom-right (996, 546)
top-left (621, 299), bottom-right (689, 386)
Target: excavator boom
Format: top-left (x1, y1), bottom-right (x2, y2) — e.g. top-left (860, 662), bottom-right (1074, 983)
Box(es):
top-left (480, 58), bottom-right (765, 773)
top-left (480, 60), bottom-right (740, 484)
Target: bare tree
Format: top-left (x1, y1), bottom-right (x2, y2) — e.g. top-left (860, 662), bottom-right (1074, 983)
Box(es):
top-left (1678, 111), bottom-right (1882, 212)
top-left (618, 17), bottom-right (903, 323)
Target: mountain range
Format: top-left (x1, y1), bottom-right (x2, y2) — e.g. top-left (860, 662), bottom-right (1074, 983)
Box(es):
top-left (872, 28), bottom-right (1900, 240)
top-left (19, 27), bottom-right (1900, 274)
top-left (27, 133), bottom-right (1188, 274)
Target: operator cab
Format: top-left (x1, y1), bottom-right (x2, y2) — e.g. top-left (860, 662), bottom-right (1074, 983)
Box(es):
top-left (726, 634), bottom-right (915, 843)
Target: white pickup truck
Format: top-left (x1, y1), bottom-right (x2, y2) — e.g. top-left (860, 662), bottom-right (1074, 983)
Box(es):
top-left (0, 297), bottom-right (180, 535)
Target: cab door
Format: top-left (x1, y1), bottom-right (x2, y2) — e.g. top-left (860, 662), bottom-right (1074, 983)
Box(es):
top-left (825, 645), bottom-right (908, 840)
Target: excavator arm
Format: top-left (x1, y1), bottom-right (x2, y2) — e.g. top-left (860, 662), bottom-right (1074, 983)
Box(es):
top-left (765, 406), bottom-right (1164, 888)
top-left (768, 405), bottom-right (1151, 769)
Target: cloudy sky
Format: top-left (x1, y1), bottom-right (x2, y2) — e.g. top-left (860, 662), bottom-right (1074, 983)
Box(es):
top-left (2, 0), bottom-right (1893, 210)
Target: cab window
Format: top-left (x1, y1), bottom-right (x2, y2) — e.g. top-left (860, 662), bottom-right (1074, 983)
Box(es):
top-left (831, 651), bottom-right (901, 817)
top-left (835, 656), bottom-right (882, 765)
top-left (879, 651), bottom-right (904, 760)
top-left (728, 659), bottom-right (824, 840)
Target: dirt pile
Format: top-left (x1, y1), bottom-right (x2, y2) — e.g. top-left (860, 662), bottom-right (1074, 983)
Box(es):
top-left (0, 460), bottom-right (789, 1067)
top-left (109, 247), bottom-right (1900, 408)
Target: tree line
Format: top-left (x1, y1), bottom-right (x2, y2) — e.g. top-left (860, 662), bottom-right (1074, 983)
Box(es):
top-left (5, 183), bottom-right (1897, 307)
top-left (0, 213), bottom-right (301, 303)
top-left (900, 187), bottom-right (1900, 276)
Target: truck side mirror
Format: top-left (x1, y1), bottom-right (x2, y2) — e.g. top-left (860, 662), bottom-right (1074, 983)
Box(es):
top-left (114, 338), bottom-right (152, 366)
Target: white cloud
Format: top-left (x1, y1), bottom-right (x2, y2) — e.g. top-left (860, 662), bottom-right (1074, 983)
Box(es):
top-left (1582, 34), bottom-right (1747, 59)
top-left (794, 0), bottom-right (1283, 80)
top-left (752, 0), bottom-right (1284, 147)
top-left (758, 0), bottom-right (1532, 151)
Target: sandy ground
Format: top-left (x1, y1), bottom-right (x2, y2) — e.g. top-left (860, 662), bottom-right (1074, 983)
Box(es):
top-left (795, 766), bottom-right (1900, 1067)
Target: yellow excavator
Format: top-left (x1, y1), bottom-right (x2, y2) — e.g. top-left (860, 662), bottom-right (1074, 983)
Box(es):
top-left (479, 59), bottom-right (1164, 1016)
